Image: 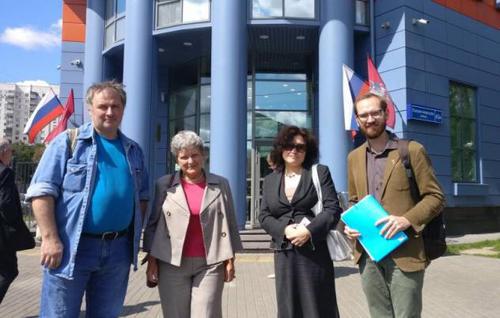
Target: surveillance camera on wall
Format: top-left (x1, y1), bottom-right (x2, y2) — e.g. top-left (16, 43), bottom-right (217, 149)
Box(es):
top-left (70, 59), bottom-right (82, 67)
top-left (412, 18), bottom-right (430, 25)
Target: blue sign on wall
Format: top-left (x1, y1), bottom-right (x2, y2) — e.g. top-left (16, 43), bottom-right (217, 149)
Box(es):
top-left (407, 104), bottom-right (442, 124)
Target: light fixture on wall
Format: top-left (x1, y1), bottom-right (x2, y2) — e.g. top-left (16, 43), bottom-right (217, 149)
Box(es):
top-left (381, 21), bottom-right (391, 29)
top-left (183, 42), bottom-right (192, 47)
top-left (412, 18), bottom-right (430, 25)
top-left (259, 34), bottom-right (269, 40)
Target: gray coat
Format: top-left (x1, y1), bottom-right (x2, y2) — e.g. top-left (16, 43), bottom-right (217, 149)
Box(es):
top-left (143, 172), bottom-right (242, 266)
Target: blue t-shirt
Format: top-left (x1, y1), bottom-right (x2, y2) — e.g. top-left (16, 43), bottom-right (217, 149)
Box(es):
top-left (83, 134), bottom-right (134, 233)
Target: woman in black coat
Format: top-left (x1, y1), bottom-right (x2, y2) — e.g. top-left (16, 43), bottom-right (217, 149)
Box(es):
top-left (259, 126), bottom-right (341, 318)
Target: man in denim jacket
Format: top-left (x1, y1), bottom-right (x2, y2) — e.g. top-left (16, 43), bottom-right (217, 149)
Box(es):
top-left (26, 81), bottom-right (149, 317)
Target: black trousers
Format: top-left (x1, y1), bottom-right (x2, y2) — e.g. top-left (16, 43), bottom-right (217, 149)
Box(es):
top-left (0, 250), bottom-right (18, 304)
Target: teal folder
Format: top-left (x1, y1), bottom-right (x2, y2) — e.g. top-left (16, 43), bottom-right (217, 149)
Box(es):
top-left (341, 195), bottom-right (408, 262)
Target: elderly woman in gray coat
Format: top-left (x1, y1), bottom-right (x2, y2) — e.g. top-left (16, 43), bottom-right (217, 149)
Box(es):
top-left (143, 130), bottom-right (242, 318)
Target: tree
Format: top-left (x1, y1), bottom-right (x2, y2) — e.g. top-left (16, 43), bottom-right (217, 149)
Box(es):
top-left (12, 143), bottom-right (46, 163)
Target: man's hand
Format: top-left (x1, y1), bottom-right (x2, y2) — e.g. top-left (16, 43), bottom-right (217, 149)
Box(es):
top-left (375, 215), bottom-right (411, 239)
top-left (286, 224), bottom-right (311, 247)
top-left (223, 258), bottom-right (235, 282)
top-left (146, 254), bottom-right (159, 286)
top-left (40, 236), bottom-right (64, 269)
top-left (344, 225), bottom-right (361, 241)
top-left (32, 196), bottom-right (63, 269)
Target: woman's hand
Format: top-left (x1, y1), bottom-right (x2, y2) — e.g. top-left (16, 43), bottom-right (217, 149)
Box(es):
top-left (344, 225), bottom-right (361, 241)
top-left (146, 254), bottom-right (159, 287)
top-left (223, 258), bottom-right (235, 282)
top-left (284, 224), bottom-right (298, 238)
top-left (286, 224), bottom-right (311, 247)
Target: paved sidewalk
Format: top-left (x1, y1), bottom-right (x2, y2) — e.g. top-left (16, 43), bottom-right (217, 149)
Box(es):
top-left (1, 247), bottom-right (500, 317)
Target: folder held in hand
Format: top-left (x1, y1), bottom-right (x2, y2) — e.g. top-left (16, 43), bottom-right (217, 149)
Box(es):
top-left (341, 195), bottom-right (408, 262)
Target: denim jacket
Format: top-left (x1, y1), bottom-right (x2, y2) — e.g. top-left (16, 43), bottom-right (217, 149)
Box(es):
top-left (26, 122), bottom-right (149, 279)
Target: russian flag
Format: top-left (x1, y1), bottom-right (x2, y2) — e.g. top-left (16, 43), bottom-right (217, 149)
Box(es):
top-left (44, 89), bottom-right (76, 144)
top-left (23, 88), bottom-right (64, 143)
top-left (342, 64), bottom-right (370, 131)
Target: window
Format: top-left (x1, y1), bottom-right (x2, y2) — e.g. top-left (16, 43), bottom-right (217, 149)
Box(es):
top-left (252, 0), bottom-right (316, 19)
top-left (355, 0), bottom-right (369, 26)
top-left (104, 0), bottom-right (126, 48)
top-left (251, 73), bottom-right (312, 139)
top-left (450, 82), bottom-right (477, 182)
top-left (156, 0), bottom-right (210, 29)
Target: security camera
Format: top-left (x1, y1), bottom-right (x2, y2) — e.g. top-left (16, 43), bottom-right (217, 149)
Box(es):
top-left (412, 18), bottom-right (429, 25)
top-left (70, 59), bottom-right (82, 67)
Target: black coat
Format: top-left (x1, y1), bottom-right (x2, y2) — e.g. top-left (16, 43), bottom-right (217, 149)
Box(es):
top-left (0, 164), bottom-right (29, 252)
top-left (259, 164), bottom-right (342, 249)
top-left (258, 164), bottom-right (342, 318)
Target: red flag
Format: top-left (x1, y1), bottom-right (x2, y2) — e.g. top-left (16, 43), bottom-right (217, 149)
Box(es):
top-left (367, 56), bottom-right (396, 129)
top-left (45, 89), bottom-right (75, 144)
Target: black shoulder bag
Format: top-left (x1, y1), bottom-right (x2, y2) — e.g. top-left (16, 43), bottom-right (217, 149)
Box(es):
top-left (397, 140), bottom-right (446, 260)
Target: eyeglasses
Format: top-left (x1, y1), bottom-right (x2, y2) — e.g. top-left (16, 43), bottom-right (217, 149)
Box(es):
top-left (356, 109), bottom-right (384, 122)
top-left (283, 143), bottom-right (307, 153)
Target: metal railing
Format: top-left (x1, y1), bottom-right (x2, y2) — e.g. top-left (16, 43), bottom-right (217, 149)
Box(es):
top-left (13, 162), bottom-right (38, 233)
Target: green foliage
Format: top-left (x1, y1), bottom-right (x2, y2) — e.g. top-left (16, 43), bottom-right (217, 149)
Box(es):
top-left (12, 143), bottom-right (46, 163)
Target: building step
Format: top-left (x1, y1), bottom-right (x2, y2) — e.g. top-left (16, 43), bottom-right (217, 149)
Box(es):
top-left (239, 228), bottom-right (272, 252)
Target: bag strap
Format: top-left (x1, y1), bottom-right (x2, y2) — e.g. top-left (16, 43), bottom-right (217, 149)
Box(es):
top-left (66, 127), bottom-right (79, 156)
top-left (311, 164), bottom-right (322, 205)
top-left (397, 139), bottom-right (420, 203)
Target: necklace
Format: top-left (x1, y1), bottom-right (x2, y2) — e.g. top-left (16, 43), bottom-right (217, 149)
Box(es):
top-left (285, 169), bottom-right (302, 178)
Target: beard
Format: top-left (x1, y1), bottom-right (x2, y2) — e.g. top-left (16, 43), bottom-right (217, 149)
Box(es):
top-left (359, 122), bottom-right (386, 140)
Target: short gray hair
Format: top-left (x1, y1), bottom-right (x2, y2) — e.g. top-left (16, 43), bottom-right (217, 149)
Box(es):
top-left (0, 138), bottom-right (11, 153)
top-left (86, 80), bottom-right (126, 107)
top-left (170, 131), bottom-right (204, 156)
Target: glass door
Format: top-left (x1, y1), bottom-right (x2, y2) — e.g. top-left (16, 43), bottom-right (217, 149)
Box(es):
top-left (247, 141), bottom-right (274, 229)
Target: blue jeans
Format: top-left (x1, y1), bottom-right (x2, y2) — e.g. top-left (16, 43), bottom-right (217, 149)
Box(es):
top-left (40, 235), bottom-right (132, 318)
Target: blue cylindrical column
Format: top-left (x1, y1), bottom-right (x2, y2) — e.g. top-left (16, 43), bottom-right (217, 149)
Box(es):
top-left (210, 0), bottom-right (247, 229)
top-left (318, 0), bottom-right (354, 192)
top-left (83, 0), bottom-right (105, 123)
top-left (122, 0), bottom-right (153, 164)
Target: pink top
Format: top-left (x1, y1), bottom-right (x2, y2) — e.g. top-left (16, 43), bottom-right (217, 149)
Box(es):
top-left (181, 179), bottom-right (207, 258)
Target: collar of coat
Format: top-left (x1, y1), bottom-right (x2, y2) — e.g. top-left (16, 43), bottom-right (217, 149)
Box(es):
top-left (353, 136), bottom-right (404, 200)
top-left (165, 170), bottom-right (223, 215)
top-left (267, 166), bottom-right (314, 206)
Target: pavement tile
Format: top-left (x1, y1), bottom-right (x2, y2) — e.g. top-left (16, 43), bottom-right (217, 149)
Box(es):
top-left (1, 248), bottom-right (499, 317)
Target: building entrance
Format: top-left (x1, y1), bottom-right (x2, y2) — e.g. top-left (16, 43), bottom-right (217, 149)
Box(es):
top-left (247, 141), bottom-right (274, 229)
top-left (164, 62), bottom-right (314, 228)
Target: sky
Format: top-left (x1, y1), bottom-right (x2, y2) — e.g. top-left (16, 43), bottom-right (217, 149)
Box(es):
top-left (0, 1), bottom-right (62, 85)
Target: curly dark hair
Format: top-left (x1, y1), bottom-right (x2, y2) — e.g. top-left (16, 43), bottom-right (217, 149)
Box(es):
top-left (270, 125), bottom-right (318, 171)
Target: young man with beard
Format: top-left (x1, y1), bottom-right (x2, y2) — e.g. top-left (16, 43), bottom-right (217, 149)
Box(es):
top-left (344, 93), bottom-right (445, 318)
